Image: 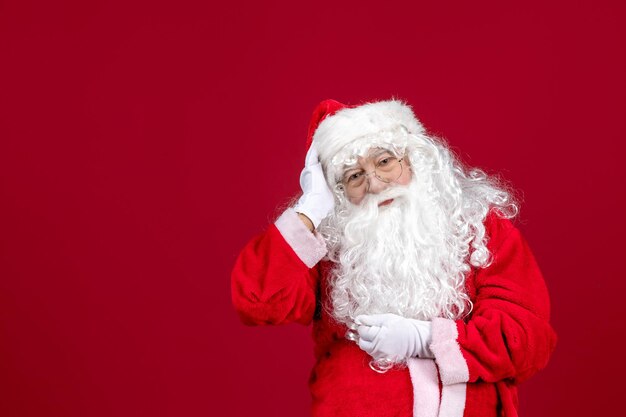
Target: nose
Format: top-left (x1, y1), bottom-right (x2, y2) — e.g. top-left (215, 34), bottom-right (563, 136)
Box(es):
top-left (365, 173), bottom-right (389, 194)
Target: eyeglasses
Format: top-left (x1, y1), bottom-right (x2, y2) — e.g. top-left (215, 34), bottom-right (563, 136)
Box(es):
top-left (339, 154), bottom-right (404, 199)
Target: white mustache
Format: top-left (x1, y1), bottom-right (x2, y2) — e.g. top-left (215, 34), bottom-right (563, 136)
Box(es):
top-left (363, 185), bottom-right (410, 207)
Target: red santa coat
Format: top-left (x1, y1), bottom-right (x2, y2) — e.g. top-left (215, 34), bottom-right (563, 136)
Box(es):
top-left (231, 208), bottom-right (556, 417)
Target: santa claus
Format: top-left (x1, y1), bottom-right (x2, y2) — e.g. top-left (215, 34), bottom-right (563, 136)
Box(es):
top-left (231, 99), bottom-right (556, 417)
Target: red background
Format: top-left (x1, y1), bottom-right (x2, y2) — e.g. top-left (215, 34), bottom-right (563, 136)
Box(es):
top-left (1, 1), bottom-right (625, 416)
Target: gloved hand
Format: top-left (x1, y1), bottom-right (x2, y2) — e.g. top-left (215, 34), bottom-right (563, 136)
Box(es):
top-left (293, 146), bottom-right (335, 229)
top-left (356, 313), bottom-right (434, 362)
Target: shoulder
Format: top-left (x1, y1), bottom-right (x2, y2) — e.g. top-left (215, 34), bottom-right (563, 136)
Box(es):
top-left (483, 209), bottom-right (519, 253)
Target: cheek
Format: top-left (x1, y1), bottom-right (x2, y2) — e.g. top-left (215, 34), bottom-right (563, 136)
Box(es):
top-left (396, 166), bottom-right (412, 186)
top-left (349, 194), bottom-right (365, 205)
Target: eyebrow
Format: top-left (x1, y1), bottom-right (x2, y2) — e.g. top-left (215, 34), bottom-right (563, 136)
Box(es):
top-left (370, 148), bottom-right (393, 158)
top-left (341, 149), bottom-right (394, 176)
top-left (342, 166), bottom-right (362, 178)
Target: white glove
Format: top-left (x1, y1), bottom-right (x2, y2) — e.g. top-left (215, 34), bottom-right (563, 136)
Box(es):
top-left (356, 313), bottom-right (434, 362)
top-left (293, 146), bottom-right (335, 229)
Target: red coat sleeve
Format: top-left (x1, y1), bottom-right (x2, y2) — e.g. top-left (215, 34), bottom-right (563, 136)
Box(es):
top-left (231, 209), bottom-right (327, 326)
top-left (430, 214), bottom-right (557, 386)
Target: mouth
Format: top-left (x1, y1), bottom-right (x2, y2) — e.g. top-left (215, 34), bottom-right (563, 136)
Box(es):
top-left (378, 198), bottom-right (394, 207)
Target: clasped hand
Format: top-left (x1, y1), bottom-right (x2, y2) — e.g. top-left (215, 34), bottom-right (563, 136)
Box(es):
top-left (356, 313), bottom-right (434, 362)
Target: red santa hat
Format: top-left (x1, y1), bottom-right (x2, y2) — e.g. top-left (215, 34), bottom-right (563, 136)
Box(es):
top-left (307, 98), bottom-right (426, 183)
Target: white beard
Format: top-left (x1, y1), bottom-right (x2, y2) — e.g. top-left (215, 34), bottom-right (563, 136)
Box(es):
top-left (322, 177), bottom-right (472, 327)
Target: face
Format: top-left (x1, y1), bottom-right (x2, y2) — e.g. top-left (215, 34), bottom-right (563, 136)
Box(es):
top-left (340, 148), bottom-right (412, 205)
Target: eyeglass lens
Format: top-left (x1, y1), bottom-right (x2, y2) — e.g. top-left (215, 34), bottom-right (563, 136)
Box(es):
top-left (343, 156), bottom-right (403, 197)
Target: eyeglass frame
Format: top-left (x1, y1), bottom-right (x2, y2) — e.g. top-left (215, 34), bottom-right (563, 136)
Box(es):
top-left (336, 151), bottom-right (406, 197)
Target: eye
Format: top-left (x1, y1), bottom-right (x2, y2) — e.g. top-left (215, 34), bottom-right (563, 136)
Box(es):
top-left (377, 157), bottom-right (391, 167)
top-left (345, 171), bottom-right (363, 183)
top-left (349, 172), bottom-right (362, 181)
